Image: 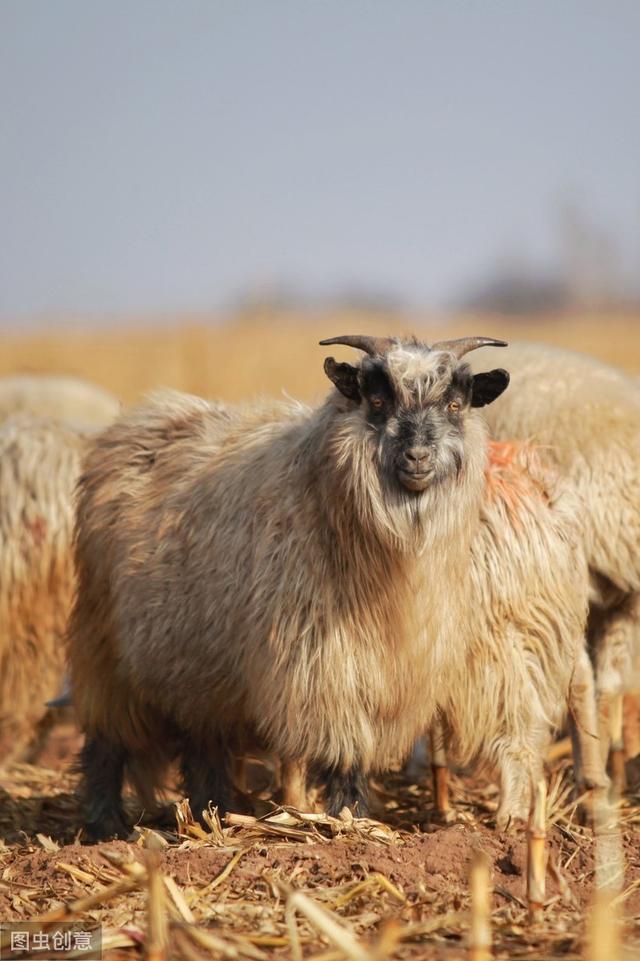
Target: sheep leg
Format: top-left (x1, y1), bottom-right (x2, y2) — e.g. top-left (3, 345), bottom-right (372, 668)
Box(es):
top-left (429, 720), bottom-right (452, 819)
top-left (623, 691), bottom-right (640, 759)
top-left (23, 709), bottom-right (59, 764)
top-left (569, 648), bottom-right (610, 819)
top-left (590, 593), bottom-right (639, 791)
top-left (78, 735), bottom-right (130, 841)
top-left (321, 764), bottom-right (369, 817)
top-left (495, 747), bottom-right (541, 829)
top-left (180, 735), bottom-right (233, 823)
top-left (608, 692), bottom-right (626, 795)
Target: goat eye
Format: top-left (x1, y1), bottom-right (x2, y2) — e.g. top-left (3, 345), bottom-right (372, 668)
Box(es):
top-left (447, 400), bottom-right (461, 414)
top-left (370, 397), bottom-right (384, 410)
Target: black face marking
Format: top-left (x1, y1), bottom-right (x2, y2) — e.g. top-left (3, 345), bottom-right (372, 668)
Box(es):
top-left (359, 363), bottom-right (397, 423)
top-left (324, 357), bottom-right (361, 402)
top-left (471, 368), bottom-right (510, 407)
top-left (357, 357), bottom-right (477, 494)
top-left (443, 368), bottom-right (474, 421)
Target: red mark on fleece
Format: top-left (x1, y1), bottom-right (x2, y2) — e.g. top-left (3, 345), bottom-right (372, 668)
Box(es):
top-left (28, 516), bottom-right (48, 546)
top-left (485, 441), bottom-right (545, 520)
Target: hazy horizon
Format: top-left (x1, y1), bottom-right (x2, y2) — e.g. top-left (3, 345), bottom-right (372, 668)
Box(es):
top-left (2, 1), bottom-right (639, 326)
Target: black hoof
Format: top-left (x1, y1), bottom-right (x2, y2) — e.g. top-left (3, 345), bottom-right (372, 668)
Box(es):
top-left (322, 765), bottom-right (369, 817)
top-left (83, 812), bottom-right (131, 843)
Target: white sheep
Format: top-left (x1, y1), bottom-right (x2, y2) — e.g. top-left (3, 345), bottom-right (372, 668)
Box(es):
top-left (0, 414), bottom-right (88, 764)
top-left (472, 341), bottom-right (640, 791)
top-left (0, 374), bottom-right (120, 428)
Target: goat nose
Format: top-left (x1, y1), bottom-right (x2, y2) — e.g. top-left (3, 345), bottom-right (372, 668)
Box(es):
top-left (404, 446), bottom-right (432, 468)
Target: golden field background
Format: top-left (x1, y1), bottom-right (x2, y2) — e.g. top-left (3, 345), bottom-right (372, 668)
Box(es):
top-left (2, 310), bottom-right (640, 405)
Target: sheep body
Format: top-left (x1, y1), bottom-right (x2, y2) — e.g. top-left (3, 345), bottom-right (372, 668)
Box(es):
top-left (0, 414), bottom-right (87, 764)
top-left (0, 375), bottom-right (120, 428)
top-left (471, 342), bottom-right (640, 773)
top-left (439, 439), bottom-right (602, 821)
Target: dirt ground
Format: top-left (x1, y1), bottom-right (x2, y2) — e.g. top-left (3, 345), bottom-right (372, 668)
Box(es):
top-left (0, 727), bottom-right (639, 961)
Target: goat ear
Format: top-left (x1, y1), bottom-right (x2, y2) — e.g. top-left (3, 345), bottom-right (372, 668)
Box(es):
top-left (324, 357), bottom-right (361, 402)
top-left (471, 368), bottom-right (510, 407)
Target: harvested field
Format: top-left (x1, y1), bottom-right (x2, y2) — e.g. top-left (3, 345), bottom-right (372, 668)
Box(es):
top-left (1, 730), bottom-right (639, 960)
top-left (2, 314), bottom-right (640, 959)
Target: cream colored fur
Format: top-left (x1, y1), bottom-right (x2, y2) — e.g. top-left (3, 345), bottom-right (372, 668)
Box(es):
top-left (69, 347), bottom-right (492, 804)
top-left (69, 340), bottom-right (608, 829)
top-left (0, 414), bottom-right (87, 764)
top-left (472, 342), bottom-right (640, 766)
top-left (0, 375), bottom-right (120, 429)
top-left (440, 441), bottom-right (605, 823)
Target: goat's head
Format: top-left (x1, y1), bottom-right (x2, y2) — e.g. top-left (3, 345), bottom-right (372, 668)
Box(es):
top-left (321, 334), bottom-right (509, 493)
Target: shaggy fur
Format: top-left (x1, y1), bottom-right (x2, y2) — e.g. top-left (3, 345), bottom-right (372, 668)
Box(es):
top-left (70, 338), bottom-right (512, 838)
top-left (440, 439), bottom-right (605, 823)
top-left (472, 342), bottom-right (640, 771)
top-left (294, 440), bottom-right (606, 824)
top-left (0, 375), bottom-right (120, 428)
top-left (0, 414), bottom-right (87, 765)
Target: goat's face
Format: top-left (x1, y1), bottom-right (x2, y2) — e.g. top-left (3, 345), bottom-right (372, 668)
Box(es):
top-left (323, 339), bottom-right (509, 494)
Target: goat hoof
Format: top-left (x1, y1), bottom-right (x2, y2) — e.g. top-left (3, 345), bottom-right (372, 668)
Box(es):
top-left (432, 805), bottom-right (456, 825)
top-left (495, 809), bottom-right (528, 833)
top-left (83, 814), bottom-right (131, 843)
top-left (607, 749), bottom-right (626, 795)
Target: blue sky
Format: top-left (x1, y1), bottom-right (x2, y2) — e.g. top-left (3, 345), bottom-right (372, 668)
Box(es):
top-left (1, 0), bottom-right (639, 323)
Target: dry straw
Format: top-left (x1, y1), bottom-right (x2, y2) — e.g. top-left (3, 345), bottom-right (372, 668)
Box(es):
top-left (468, 849), bottom-right (492, 961)
top-left (527, 778), bottom-right (547, 922)
top-left (1, 753), bottom-right (638, 960)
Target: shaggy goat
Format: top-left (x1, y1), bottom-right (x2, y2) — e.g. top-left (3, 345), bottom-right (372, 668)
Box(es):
top-left (69, 333), bottom-right (519, 839)
top-left (70, 334), bottom-right (607, 837)
top-left (0, 374), bottom-right (119, 428)
top-left (0, 414), bottom-right (87, 764)
top-left (471, 341), bottom-right (640, 789)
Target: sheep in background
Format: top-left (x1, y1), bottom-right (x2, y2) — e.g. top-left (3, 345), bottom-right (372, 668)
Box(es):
top-left (0, 414), bottom-right (88, 765)
top-left (472, 342), bottom-right (640, 791)
top-left (438, 437), bottom-right (606, 823)
top-left (69, 333), bottom-right (606, 839)
top-left (0, 374), bottom-right (120, 428)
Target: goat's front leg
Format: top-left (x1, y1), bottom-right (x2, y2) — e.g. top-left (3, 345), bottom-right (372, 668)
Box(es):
top-left (280, 757), bottom-right (309, 808)
top-left (429, 718), bottom-right (452, 820)
top-left (318, 764), bottom-right (369, 817)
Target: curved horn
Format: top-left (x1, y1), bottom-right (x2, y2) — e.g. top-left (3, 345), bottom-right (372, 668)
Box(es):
top-left (429, 336), bottom-right (508, 359)
top-left (318, 334), bottom-right (396, 356)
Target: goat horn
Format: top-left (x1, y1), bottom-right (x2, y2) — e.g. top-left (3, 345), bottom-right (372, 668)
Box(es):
top-left (319, 334), bottom-right (396, 356)
top-left (429, 336), bottom-right (508, 358)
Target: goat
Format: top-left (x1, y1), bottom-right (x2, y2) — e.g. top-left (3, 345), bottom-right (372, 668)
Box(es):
top-left (69, 333), bottom-right (515, 839)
